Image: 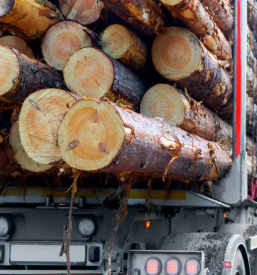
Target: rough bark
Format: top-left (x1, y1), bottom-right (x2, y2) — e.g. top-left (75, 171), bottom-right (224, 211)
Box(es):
top-left (42, 21), bottom-right (92, 70)
top-left (247, 66), bottom-right (257, 103)
top-left (63, 47), bottom-right (146, 110)
top-left (0, 0), bottom-right (63, 40)
top-left (152, 27), bottom-right (233, 118)
top-left (248, 0), bottom-right (257, 36)
top-left (101, 0), bottom-right (165, 36)
top-left (160, 0), bottom-right (232, 60)
top-left (201, 0), bottom-right (234, 35)
top-left (140, 84), bottom-right (255, 156)
top-left (100, 24), bottom-right (147, 69)
top-left (0, 46), bottom-right (64, 104)
top-left (0, 35), bottom-right (34, 58)
top-left (58, 0), bottom-right (104, 25)
top-left (58, 98), bottom-right (232, 182)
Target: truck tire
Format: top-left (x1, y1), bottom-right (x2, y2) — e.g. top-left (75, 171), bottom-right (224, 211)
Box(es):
top-left (232, 249), bottom-right (246, 275)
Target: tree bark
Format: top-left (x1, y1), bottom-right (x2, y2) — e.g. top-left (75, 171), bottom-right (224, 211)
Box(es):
top-left (140, 84), bottom-right (255, 156)
top-left (58, 0), bottom-right (104, 25)
top-left (63, 47), bottom-right (146, 110)
top-left (0, 46), bottom-right (64, 104)
top-left (100, 24), bottom-right (147, 69)
top-left (101, 0), bottom-right (165, 36)
top-left (58, 98), bottom-right (232, 182)
top-left (248, 0), bottom-right (257, 36)
top-left (9, 122), bottom-right (53, 172)
top-left (152, 27), bottom-right (232, 118)
top-left (0, 0), bottom-right (63, 40)
top-left (201, 0), bottom-right (234, 35)
top-left (160, 0), bottom-right (232, 60)
top-left (0, 35), bottom-right (34, 58)
top-left (19, 89), bottom-right (77, 165)
top-left (42, 21), bottom-right (92, 70)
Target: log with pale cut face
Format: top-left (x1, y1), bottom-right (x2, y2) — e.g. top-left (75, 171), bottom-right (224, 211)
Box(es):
top-left (100, 24), bottom-right (147, 69)
top-left (42, 21), bottom-right (91, 71)
top-left (63, 47), bottom-right (146, 109)
top-left (18, 89), bottom-right (77, 165)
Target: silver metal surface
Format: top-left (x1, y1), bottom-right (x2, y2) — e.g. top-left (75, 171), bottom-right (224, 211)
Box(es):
top-left (247, 236), bottom-right (257, 251)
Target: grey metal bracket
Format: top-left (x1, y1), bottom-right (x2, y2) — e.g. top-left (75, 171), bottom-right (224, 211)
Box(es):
top-left (213, 151), bottom-right (248, 206)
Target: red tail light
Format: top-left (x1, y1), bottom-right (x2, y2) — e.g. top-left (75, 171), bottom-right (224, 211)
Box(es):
top-left (185, 258), bottom-right (200, 275)
top-left (166, 257), bottom-right (182, 275)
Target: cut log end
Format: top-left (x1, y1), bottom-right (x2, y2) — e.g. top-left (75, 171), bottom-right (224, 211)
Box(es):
top-left (101, 24), bottom-right (132, 58)
top-left (63, 47), bottom-right (114, 97)
top-left (42, 21), bottom-right (91, 71)
top-left (19, 89), bottom-right (76, 165)
top-left (100, 24), bottom-right (147, 68)
top-left (0, 0), bottom-right (15, 17)
top-left (59, 0), bottom-right (104, 25)
top-left (0, 46), bottom-right (19, 98)
top-left (140, 84), bottom-right (185, 126)
top-left (161, 0), bottom-right (182, 5)
top-left (152, 27), bottom-right (201, 81)
top-left (58, 99), bottom-right (125, 171)
top-left (9, 122), bottom-right (52, 173)
top-left (0, 36), bottom-right (34, 58)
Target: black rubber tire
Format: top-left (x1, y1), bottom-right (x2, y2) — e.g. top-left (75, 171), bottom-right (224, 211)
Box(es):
top-left (232, 249), bottom-right (246, 275)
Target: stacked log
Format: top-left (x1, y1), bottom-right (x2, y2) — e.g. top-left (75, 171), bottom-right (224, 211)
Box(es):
top-left (58, 0), bottom-right (104, 25)
top-left (0, 0), bottom-right (63, 40)
top-left (159, 0), bottom-right (232, 60)
top-left (57, 98), bottom-right (232, 181)
top-left (0, 46), bottom-right (63, 104)
top-left (63, 47), bottom-right (146, 110)
top-left (100, 24), bottom-right (147, 69)
top-left (42, 21), bottom-right (92, 70)
top-left (18, 89), bottom-right (77, 165)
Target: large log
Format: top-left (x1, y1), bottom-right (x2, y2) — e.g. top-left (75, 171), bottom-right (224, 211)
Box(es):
top-left (152, 27), bottom-right (232, 117)
top-left (160, 0), bottom-right (232, 60)
top-left (0, 0), bottom-right (62, 40)
top-left (140, 84), bottom-right (255, 156)
top-left (42, 21), bottom-right (92, 71)
top-left (0, 46), bottom-right (63, 104)
top-left (19, 89), bottom-right (77, 165)
top-left (100, 24), bottom-right (147, 69)
top-left (248, 0), bottom-right (257, 35)
top-left (101, 0), bottom-right (165, 36)
top-left (59, 0), bottom-right (104, 25)
top-left (0, 35), bottom-right (34, 58)
top-left (63, 47), bottom-right (146, 110)
top-left (57, 98), bottom-right (232, 182)
top-left (201, 0), bottom-right (234, 35)
top-left (9, 122), bottom-right (53, 172)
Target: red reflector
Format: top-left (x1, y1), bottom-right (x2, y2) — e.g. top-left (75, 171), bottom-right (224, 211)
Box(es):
top-left (224, 261), bottom-right (233, 268)
top-left (144, 221), bottom-right (151, 229)
top-left (145, 257), bottom-right (162, 275)
top-left (186, 258), bottom-right (200, 275)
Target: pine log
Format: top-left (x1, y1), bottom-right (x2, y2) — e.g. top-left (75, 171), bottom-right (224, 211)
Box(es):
top-left (0, 0), bottom-right (63, 40)
top-left (19, 89), bottom-right (77, 165)
top-left (63, 47), bottom-right (146, 110)
top-left (100, 24), bottom-right (147, 69)
top-left (59, 0), bottom-right (104, 25)
top-left (247, 43), bottom-right (256, 69)
top-left (0, 46), bottom-right (63, 104)
top-left (101, 0), bottom-right (165, 36)
top-left (9, 122), bottom-right (53, 172)
top-left (247, 66), bottom-right (257, 103)
top-left (140, 84), bottom-right (255, 156)
top-left (201, 0), bottom-right (234, 35)
top-left (152, 27), bottom-right (232, 117)
top-left (0, 36), bottom-right (34, 58)
top-left (160, 0), bottom-right (232, 60)
top-left (57, 98), bottom-right (232, 182)
top-left (42, 21), bottom-right (91, 71)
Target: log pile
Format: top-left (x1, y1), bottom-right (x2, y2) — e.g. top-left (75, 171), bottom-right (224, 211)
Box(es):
top-left (0, 0), bottom-right (256, 191)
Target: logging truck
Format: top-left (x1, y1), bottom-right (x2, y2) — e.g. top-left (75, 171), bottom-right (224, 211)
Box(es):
top-left (1, 0), bottom-right (257, 275)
